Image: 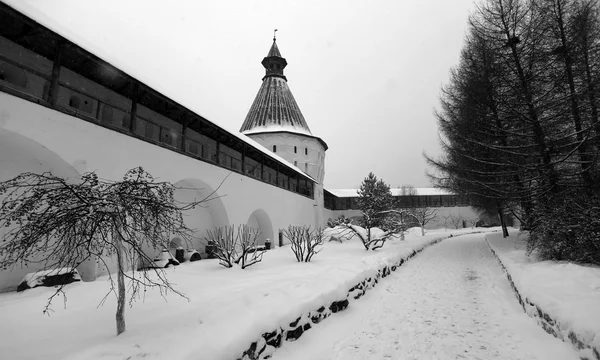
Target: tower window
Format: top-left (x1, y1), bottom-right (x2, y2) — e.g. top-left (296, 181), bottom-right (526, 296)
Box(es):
top-left (294, 146), bottom-right (297, 154)
top-left (305, 147), bottom-right (308, 155)
top-left (69, 95), bottom-right (81, 109)
top-left (305, 163), bottom-right (308, 172)
top-left (294, 160), bottom-right (297, 167)
top-left (273, 145), bottom-right (277, 152)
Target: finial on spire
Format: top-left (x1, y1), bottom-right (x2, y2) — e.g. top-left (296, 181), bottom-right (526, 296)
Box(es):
top-left (273, 29), bottom-right (278, 42)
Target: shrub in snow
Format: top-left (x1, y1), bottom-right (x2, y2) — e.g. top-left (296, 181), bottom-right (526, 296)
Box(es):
top-left (337, 222), bottom-right (398, 251)
top-left (323, 225), bottom-right (356, 242)
top-left (205, 225), bottom-right (265, 269)
top-left (0, 167), bottom-right (218, 335)
top-left (528, 192), bottom-right (600, 265)
top-left (326, 214), bottom-right (351, 228)
top-left (17, 268), bottom-right (81, 292)
top-left (282, 225), bottom-right (324, 262)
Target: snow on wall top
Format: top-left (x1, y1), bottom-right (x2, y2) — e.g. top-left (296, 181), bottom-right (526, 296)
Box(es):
top-left (2, 1), bottom-right (317, 185)
top-left (326, 188), bottom-right (452, 198)
top-left (240, 76), bottom-right (313, 137)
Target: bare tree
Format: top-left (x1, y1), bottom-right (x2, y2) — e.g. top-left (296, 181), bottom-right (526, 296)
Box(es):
top-left (411, 208), bottom-right (439, 236)
top-left (465, 215), bottom-right (482, 229)
top-left (282, 225), bottom-right (324, 262)
top-left (0, 167), bottom-right (220, 335)
top-left (449, 214), bottom-right (464, 230)
top-left (205, 225), bottom-right (265, 269)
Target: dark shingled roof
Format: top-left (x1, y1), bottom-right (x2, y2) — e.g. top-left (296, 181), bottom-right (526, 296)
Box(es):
top-left (240, 40), bottom-right (313, 136)
top-left (267, 41), bottom-right (282, 57)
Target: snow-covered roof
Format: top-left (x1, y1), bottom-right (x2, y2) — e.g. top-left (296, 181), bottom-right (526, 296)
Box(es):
top-left (3, 1), bottom-right (317, 185)
top-left (326, 188), bottom-right (452, 198)
top-left (240, 76), bottom-right (313, 137)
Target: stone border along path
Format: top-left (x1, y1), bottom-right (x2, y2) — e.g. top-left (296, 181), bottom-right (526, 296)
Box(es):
top-left (485, 236), bottom-right (600, 360)
top-left (235, 230), bottom-right (496, 360)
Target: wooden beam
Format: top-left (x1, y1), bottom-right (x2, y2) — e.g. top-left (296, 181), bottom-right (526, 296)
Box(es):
top-left (129, 82), bottom-right (139, 133)
top-left (46, 40), bottom-right (63, 107)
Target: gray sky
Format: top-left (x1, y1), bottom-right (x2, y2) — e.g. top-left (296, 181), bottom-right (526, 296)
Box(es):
top-left (8, 0), bottom-right (476, 189)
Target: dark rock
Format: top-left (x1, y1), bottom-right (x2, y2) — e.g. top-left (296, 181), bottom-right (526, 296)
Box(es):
top-left (311, 314), bottom-right (322, 324)
top-left (536, 306), bottom-right (543, 318)
top-left (263, 329), bottom-right (278, 341)
top-left (330, 299), bottom-right (349, 313)
top-left (257, 343), bottom-right (267, 357)
top-left (568, 331), bottom-right (585, 350)
top-left (286, 326), bottom-right (304, 341)
top-left (317, 306), bottom-right (326, 313)
top-left (303, 323), bottom-right (311, 331)
top-left (17, 271), bottom-right (81, 292)
top-left (265, 333), bottom-right (282, 348)
top-left (289, 316), bottom-right (301, 328)
top-left (391, 265), bottom-right (397, 271)
top-left (263, 329), bottom-right (282, 348)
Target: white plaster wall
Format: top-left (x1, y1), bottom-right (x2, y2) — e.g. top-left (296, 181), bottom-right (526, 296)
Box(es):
top-left (248, 132), bottom-right (326, 184)
top-left (0, 93), bottom-right (321, 290)
top-left (324, 206), bottom-right (482, 230)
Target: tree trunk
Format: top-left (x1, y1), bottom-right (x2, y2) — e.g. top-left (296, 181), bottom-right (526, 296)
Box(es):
top-left (115, 238), bottom-right (126, 335)
top-left (555, 0), bottom-right (593, 186)
top-left (498, 208), bottom-right (509, 238)
top-left (421, 225), bottom-right (425, 236)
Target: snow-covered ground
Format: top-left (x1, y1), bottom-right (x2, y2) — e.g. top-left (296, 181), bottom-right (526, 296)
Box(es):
top-left (271, 234), bottom-right (579, 360)
top-left (0, 227), bottom-right (481, 360)
top-left (487, 231), bottom-right (600, 359)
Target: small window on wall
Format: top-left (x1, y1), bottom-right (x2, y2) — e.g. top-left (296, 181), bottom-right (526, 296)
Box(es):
top-left (189, 142), bottom-right (199, 155)
top-left (0, 62), bottom-right (28, 88)
top-left (305, 147), bottom-right (308, 155)
top-left (294, 146), bottom-right (297, 154)
top-left (121, 114), bottom-right (131, 129)
top-left (145, 122), bottom-right (154, 138)
top-left (294, 160), bottom-right (297, 167)
top-left (68, 94), bottom-right (94, 114)
top-left (273, 145), bottom-right (277, 152)
top-left (161, 131), bottom-right (172, 146)
top-left (304, 163), bottom-right (308, 172)
top-left (101, 105), bottom-right (113, 123)
top-left (69, 95), bottom-right (81, 108)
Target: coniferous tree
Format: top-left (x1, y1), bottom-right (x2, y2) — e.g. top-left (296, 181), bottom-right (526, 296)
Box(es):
top-left (356, 172), bottom-right (393, 229)
top-left (427, 0), bottom-right (600, 263)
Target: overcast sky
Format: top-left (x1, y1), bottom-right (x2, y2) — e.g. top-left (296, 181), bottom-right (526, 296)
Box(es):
top-left (7, 0), bottom-right (476, 189)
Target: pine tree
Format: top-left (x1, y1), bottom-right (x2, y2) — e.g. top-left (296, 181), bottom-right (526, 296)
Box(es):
top-left (356, 172), bottom-right (393, 229)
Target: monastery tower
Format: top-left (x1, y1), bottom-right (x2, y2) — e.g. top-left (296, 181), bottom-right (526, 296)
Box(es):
top-left (240, 36), bottom-right (328, 186)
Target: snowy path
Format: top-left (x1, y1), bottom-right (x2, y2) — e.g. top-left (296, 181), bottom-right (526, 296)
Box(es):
top-left (271, 234), bottom-right (578, 360)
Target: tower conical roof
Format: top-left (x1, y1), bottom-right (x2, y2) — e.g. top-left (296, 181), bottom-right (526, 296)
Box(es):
top-left (267, 41), bottom-right (282, 57)
top-left (240, 39), bottom-right (313, 136)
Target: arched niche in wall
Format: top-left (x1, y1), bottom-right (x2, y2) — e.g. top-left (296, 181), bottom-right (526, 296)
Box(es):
top-left (245, 209), bottom-right (274, 246)
top-left (168, 178), bottom-right (230, 255)
top-left (0, 129), bottom-right (94, 290)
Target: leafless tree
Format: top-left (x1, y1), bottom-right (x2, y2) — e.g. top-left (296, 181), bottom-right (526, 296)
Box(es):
top-left (0, 167), bottom-right (222, 335)
top-left (465, 215), bottom-right (482, 229)
top-left (411, 208), bottom-right (439, 236)
top-left (449, 214), bottom-right (464, 230)
top-left (205, 225), bottom-right (265, 269)
top-left (282, 225), bottom-right (324, 262)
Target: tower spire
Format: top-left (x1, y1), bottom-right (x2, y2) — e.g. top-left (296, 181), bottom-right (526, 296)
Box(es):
top-left (262, 34), bottom-right (286, 80)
